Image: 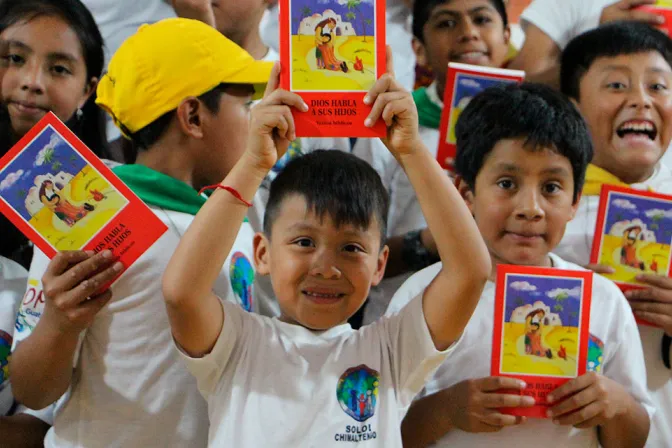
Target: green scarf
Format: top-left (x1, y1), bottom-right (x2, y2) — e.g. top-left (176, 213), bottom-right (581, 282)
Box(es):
top-left (113, 164), bottom-right (206, 216)
top-left (413, 87), bottom-right (442, 130)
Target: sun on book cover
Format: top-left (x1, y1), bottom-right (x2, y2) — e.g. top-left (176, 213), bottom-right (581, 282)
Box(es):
top-left (491, 264), bottom-right (592, 418)
top-left (590, 184), bottom-right (672, 327)
top-left (279, 0), bottom-right (386, 137)
top-left (638, 1), bottom-right (672, 36)
top-left (437, 63), bottom-right (524, 171)
top-left (0, 113), bottom-right (167, 282)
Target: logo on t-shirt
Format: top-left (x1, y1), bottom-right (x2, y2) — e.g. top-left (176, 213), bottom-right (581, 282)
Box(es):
top-left (0, 330), bottom-right (11, 387)
top-left (587, 333), bottom-right (605, 373)
top-left (337, 364), bottom-right (379, 422)
top-left (230, 252), bottom-right (254, 312)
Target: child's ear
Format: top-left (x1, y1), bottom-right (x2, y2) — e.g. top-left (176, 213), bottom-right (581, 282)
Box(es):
top-left (176, 97), bottom-right (205, 139)
top-left (569, 191), bottom-right (582, 221)
top-left (454, 175), bottom-right (475, 214)
top-left (371, 244), bottom-right (389, 287)
top-left (411, 37), bottom-right (428, 68)
top-left (503, 24), bottom-right (511, 45)
top-left (79, 77), bottom-right (98, 110)
top-left (253, 232), bottom-right (271, 275)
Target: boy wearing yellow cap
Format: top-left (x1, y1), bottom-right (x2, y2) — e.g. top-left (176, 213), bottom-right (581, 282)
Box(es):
top-left (9, 18), bottom-right (273, 448)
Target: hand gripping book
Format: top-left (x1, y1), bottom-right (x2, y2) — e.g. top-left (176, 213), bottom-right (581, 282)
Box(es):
top-left (491, 264), bottom-right (592, 418)
top-left (638, 1), bottom-right (672, 36)
top-left (0, 113), bottom-right (167, 284)
top-left (279, 0), bottom-right (386, 137)
top-left (437, 63), bottom-right (524, 171)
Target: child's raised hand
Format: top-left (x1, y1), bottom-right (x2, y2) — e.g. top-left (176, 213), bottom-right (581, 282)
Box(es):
top-left (40, 251), bottom-right (123, 334)
top-left (625, 274), bottom-right (672, 335)
top-left (547, 372), bottom-right (635, 427)
top-left (246, 62), bottom-right (308, 174)
top-left (364, 46), bottom-right (421, 160)
top-left (445, 377), bottom-right (533, 433)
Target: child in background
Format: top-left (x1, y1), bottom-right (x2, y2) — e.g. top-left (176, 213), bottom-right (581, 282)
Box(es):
top-left (160, 55), bottom-right (491, 445)
top-left (9, 18), bottom-right (273, 448)
top-left (357, 0), bottom-right (511, 323)
top-left (387, 83), bottom-right (653, 448)
top-left (0, 0), bottom-right (111, 269)
top-left (555, 22), bottom-right (672, 446)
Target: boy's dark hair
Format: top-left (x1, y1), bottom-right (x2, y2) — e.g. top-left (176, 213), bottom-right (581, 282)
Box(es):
top-left (0, 0), bottom-right (110, 160)
top-left (126, 83), bottom-right (230, 161)
top-left (561, 22), bottom-right (672, 100)
top-left (264, 150), bottom-right (389, 247)
top-left (412, 0), bottom-right (508, 41)
top-left (454, 83), bottom-right (593, 203)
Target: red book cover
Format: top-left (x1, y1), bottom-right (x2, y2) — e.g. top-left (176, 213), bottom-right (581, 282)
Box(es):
top-left (590, 184), bottom-right (672, 326)
top-left (0, 113), bottom-right (167, 284)
top-left (437, 63), bottom-right (524, 171)
top-left (279, 0), bottom-right (386, 137)
top-left (637, 3), bottom-right (672, 36)
top-left (491, 264), bottom-right (592, 418)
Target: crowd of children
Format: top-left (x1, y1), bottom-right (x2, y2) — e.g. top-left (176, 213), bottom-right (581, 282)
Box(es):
top-left (0, 0), bottom-right (670, 447)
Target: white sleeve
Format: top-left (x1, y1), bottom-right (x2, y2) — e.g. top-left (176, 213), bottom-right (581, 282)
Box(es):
top-left (174, 300), bottom-right (246, 396)
top-left (601, 285), bottom-right (656, 420)
top-left (520, 0), bottom-right (613, 49)
top-left (379, 292), bottom-right (458, 408)
top-left (12, 403), bottom-right (55, 426)
top-left (385, 263), bottom-right (441, 317)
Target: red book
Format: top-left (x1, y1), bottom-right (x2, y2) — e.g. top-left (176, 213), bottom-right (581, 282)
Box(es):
top-left (437, 63), bottom-right (524, 171)
top-left (491, 264), bottom-right (592, 418)
top-left (637, 3), bottom-right (672, 36)
top-left (590, 184), bottom-right (672, 327)
top-left (0, 113), bottom-right (167, 285)
top-left (279, 0), bottom-right (386, 137)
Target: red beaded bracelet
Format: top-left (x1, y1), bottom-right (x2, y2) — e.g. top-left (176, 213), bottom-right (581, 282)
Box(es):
top-left (198, 184), bottom-right (253, 207)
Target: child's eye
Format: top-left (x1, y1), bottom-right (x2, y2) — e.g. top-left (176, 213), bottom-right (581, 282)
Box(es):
top-left (606, 81), bottom-right (627, 90)
top-left (543, 183), bottom-right (561, 194)
top-left (436, 19), bottom-right (457, 29)
top-left (473, 15), bottom-right (493, 25)
top-left (293, 238), bottom-right (314, 248)
top-left (651, 83), bottom-right (668, 92)
top-left (4, 53), bottom-right (24, 65)
top-left (51, 65), bottom-right (72, 76)
top-left (343, 244), bottom-right (364, 253)
top-left (496, 179), bottom-right (515, 190)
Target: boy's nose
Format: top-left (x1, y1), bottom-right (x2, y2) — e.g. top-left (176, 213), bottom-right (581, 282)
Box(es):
top-left (309, 253), bottom-right (342, 279)
top-left (626, 84), bottom-right (653, 110)
top-left (458, 20), bottom-right (479, 42)
top-left (515, 190), bottom-right (545, 221)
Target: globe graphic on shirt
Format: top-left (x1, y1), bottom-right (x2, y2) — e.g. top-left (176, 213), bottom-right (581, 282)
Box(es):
top-left (336, 364), bottom-right (380, 422)
top-left (229, 252), bottom-right (254, 312)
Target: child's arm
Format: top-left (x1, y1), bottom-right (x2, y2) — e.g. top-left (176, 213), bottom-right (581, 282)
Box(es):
top-left (162, 63), bottom-right (307, 357)
top-left (364, 49), bottom-right (491, 351)
top-left (401, 377), bottom-right (533, 446)
top-left (547, 372), bottom-right (650, 448)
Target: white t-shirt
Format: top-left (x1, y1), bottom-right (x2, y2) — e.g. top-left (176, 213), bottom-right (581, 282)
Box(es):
top-left (179, 291), bottom-right (455, 447)
top-left (387, 254), bottom-right (655, 447)
top-left (0, 257), bottom-right (28, 416)
top-left (554, 163), bottom-right (672, 447)
top-left (356, 82), bottom-right (442, 325)
top-left (12, 206), bottom-right (257, 448)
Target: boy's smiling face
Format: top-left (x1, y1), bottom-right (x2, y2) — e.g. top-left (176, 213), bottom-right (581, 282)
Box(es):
top-left (459, 138), bottom-right (579, 270)
top-left (414, 0), bottom-right (510, 97)
top-left (254, 195), bottom-right (388, 330)
top-left (576, 51), bottom-right (672, 183)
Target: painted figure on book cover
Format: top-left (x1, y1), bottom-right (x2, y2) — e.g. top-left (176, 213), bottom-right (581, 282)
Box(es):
top-left (290, 0), bottom-right (376, 91)
top-left (499, 274), bottom-right (585, 378)
top-left (0, 126), bottom-right (127, 251)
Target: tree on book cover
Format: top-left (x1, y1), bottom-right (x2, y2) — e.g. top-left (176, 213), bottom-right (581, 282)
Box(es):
top-left (492, 265), bottom-right (591, 418)
top-left (437, 63), bottom-right (524, 170)
top-left (279, 0), bottom-right (386, 137)
top-left (0, 113), bottom-right (167, 281)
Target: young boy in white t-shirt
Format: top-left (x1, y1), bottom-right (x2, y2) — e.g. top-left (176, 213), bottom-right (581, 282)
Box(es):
top-left (554, 22), bottom-right (672, 447)
top-left (357, 0), bottom-right (512, 323)
top-left (386, 83), bottom-right (654, 447)
top-left (160, 55), bottom-right (492, 446)
top-left (9, 19), bottom-right (274, 448)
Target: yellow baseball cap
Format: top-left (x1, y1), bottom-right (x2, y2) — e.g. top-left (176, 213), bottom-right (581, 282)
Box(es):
top-left (96, 18), bottom-right (274, 137)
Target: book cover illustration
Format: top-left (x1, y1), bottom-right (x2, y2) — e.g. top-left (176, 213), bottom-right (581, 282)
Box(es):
top-left (638, 1), bottom-right (672, 36)
top-left (437, 63), bottom-right (524, 170)
top-left (279, 0), bottom-right (386, 137)
top-left (590, 185), bottom-right (672, 287)
top-left (0, 112), bottom-right (167, 276)
top-left (492, 265), bottom-right (592, 418)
